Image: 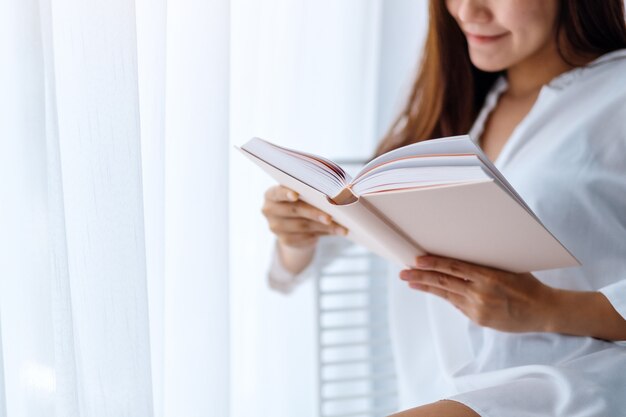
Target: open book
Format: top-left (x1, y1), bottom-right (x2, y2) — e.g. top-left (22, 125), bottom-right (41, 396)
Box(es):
top-left (237, 135), bottom-right (580, 272)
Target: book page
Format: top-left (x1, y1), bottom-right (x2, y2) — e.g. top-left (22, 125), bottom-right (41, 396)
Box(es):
top-left (355, 135), bottom-right (537, 220)
top-left (355, 135), bottom-right (476, 178)
top-left (352, 165), bottom-right (490, 195)
top-left (240, 137), bottom-right (349, 197)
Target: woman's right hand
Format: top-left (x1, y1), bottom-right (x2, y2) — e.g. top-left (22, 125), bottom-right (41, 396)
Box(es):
top-left (262, 185), bottom-right (348, 250)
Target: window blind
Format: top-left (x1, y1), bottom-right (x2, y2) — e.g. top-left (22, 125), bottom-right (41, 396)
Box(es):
top-left (315, 245), bottom-right (398, 417)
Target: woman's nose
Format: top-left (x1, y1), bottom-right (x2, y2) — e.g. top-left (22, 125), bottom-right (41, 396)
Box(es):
top-left (455, 0), bottom-right (492, 24)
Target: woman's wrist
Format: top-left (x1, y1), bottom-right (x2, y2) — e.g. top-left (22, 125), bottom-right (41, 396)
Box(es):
top-left (542, 287), bottom-right (626, 341)
top-left (541, 287), bottom-right (577, 334)
top-left (277, 240), bottom-right (317, 275)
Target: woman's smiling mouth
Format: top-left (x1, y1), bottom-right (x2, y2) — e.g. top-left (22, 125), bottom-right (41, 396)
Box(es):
top-left (464, 31), bottom-right (509, 44)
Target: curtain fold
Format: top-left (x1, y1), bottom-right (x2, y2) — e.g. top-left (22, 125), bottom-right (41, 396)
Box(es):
top-left (2, 0), bottom-right (154, 415)
top-left (162, 0), bottom-right (230, 415)
top-left (135, 0), bottom-right (167, 415)
top-left (39, 0), bottom-right (80, 413)
top-left (0, 0), bottom-right (57, 415)
top-left (42, 0), bottom-right (154, 415)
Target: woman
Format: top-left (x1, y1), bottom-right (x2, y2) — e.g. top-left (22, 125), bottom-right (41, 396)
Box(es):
top-left (262, 0), bottom-right (626, 415)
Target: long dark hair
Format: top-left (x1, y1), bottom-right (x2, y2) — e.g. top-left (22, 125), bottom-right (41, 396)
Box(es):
top-left (374, 0), bottom-right (626, 157)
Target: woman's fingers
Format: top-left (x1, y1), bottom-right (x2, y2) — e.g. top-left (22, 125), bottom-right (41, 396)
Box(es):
top-left (262, 185), bottom-right (349, 240)
top-left (263, 186), bottom-right (349, 235)
top-left (414, 255), bottom-right (498, 282)
top-left (268, 217), bottom-right (346, 235)
top-left (400, 269), bottom-right (469, 296)
top-left (265, 185), bottom-right (299, 203)
top-left (404, 256), bottom-right (556, 332)
top-left (263, 200), bottom-right (332, 225)
top-left (407, 281), bottom-right (466, 308)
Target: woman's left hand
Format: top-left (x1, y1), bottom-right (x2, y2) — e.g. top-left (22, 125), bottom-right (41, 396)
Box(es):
top-left (399, 255), bottom-right (558, 333)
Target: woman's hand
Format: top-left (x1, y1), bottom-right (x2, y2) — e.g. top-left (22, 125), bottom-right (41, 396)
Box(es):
top-left (262, 185), bottom-right (348, 249)
top-left (399, 255), bottom-right (558, 333)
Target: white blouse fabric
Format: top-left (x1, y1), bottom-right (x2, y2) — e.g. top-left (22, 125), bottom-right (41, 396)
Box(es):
top-left (268, 49), bottom-right (626, 417)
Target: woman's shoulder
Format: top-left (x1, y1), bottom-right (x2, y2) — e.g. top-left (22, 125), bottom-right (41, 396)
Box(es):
top-left (542, 50), bottom-right (626, 137)
top-left (550, 49), bottom-right (626, 96)
top-left (518, 51), bottom-right (626, 171)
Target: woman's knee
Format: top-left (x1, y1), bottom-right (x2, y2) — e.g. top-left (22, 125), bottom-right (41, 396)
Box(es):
top-left (387, 399), bottom-right (481, 417)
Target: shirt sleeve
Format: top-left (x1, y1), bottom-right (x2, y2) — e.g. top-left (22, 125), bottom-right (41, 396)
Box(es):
top-left (599, 280), bottom-right (626, 321)
top-left (268, 235), bottom-right (353, 294)
top-left (598, 281), bottom-right (626, 346)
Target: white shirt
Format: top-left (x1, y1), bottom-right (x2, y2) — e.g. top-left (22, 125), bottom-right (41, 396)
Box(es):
top-left (269, 49), bottom-right (626, 416)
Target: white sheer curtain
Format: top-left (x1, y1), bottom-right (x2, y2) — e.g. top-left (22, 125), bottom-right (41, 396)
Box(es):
top-left (0, 0), bottom-right (424, 416)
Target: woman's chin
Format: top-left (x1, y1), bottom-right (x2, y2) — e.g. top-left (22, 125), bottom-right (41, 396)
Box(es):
top-left (468, 53), bottom-right (512, 73)
top-left (471, 59), bottom-right (510, 72)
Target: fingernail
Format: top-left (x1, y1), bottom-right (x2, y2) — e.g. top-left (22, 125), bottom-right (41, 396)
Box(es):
top-left (416, 256), bottom-right (432, 268)
top-left (319, 215), bottom-right (331, 225)
top-left (334, 227), bottom-right (348, 236)
top-left (399, 270), bottom-right (409, 280)
top-left (287, 191), bottom-right (298, 201)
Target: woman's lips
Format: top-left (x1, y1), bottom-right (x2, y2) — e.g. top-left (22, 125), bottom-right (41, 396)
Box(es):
top-left (465, 32), bottom-right (509, 44)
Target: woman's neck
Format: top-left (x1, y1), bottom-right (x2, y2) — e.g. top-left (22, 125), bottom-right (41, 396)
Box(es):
top-left (505, 41), bottom-right (574, 98)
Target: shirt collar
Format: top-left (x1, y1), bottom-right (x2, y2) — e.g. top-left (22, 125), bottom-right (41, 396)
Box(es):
top-left (547, 48), bottom-right (626, 90)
